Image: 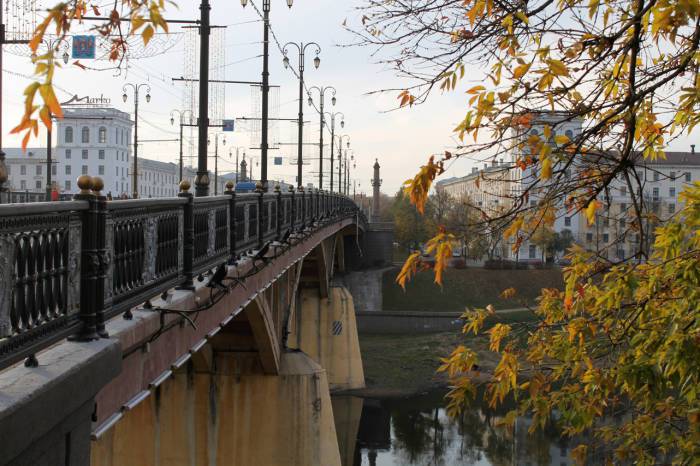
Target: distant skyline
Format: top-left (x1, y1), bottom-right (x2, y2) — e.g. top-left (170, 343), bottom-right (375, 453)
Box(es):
top-left (2, 1), bottom-right (697, 195)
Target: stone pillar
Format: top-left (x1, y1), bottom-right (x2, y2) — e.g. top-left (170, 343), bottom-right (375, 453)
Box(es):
top-left (370, 159), bottom-right (381, 222)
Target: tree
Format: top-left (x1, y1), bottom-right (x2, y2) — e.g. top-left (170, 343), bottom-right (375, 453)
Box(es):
top-left (391, 190), bottom-right (432, 251)
top-left (353, 0), bottom-right (700, 463)
top-left (530, 225), bottom-right (556, 262)
top-left (554, 229), bottom-right (575, 259)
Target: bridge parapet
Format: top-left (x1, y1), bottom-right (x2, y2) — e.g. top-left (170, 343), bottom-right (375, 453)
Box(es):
top-left (0, 177), bottom-right (365, 372)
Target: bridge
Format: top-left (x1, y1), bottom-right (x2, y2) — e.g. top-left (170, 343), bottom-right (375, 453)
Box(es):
top-left (0, 175), bottom-right (393, 466)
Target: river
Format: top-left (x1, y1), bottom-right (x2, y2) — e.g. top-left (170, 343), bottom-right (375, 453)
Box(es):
top-left (332, 390), bottom-right (577, 466)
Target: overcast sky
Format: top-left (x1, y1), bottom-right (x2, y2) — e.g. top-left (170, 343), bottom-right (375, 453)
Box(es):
top-left (3, 1), bottom-right (696, 195)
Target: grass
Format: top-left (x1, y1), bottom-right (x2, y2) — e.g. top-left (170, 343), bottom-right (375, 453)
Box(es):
top-left (383, 267), bottom-right (564, 312)
top-left (358, 310), bottom-right (539, 395)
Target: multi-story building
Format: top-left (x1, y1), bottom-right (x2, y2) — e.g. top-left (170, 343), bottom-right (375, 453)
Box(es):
top-left (436, 112), bottom-right (699, 262)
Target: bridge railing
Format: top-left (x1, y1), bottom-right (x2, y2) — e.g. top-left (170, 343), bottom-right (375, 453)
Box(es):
top-left (0, 176), bottom-right (365, 370)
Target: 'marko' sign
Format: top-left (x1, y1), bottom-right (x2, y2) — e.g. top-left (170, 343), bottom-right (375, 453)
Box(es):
top-left (61, 94), bottom-right (112, 106)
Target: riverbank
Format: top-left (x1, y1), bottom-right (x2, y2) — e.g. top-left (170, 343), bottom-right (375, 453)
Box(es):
top-left (339, 308), bottom-right (538, 398)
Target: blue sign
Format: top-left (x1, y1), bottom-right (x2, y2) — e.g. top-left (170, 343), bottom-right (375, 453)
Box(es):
top-left (72, 36), bottom-right (95, 59)
top-left (274, 157), bottom-right (283, 166)
top-left (222, 119), bottom-right (235, 132)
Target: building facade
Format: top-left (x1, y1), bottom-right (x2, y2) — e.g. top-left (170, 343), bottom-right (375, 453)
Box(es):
top-left (436, 112), bottom-right (699, 262)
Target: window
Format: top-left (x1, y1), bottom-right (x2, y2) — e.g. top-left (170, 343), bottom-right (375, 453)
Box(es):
top-left (98, 165), bottom-right (104, 175)
top-left (98, 127), bottom-right (107, 144)
top-left (36, 165), bottom-right (42, 175)
top-left (670, 187), bottom-right (676, 197)
top-left (35, 180), bottom-right (41, 189)
top-left (616, 248), bottom-right (625, 259)
top-left (620, 203), bottom-right (627, 212)
top-left (603, 233), bottom-right (609, 243)
top-left (653, 187), bottom-right (660, 199)
top-left (669, 203), bottom-right (676, 214)
top-left (82, 165), bottom-right (88, 175)
top-left (685, 172), bottom-right (692, 182)
top-left (529, 245), bottom-right (536, 259)
top-left (98, 150), bottom-right (105, 160)
top-left (65, 165), bottom-right (71, 175)
top-left (603, 217), bottom-right (610, 228)
top-left (81, 126), bottom-right (90, 143)
top-left (586, 233), bottom-right (593, 242)
top-left (619, 186), bottom-right (626, 196)
top-left (670, 171), bottom-right (676, 181)
top-left (20, 165), bottom-right (26, 175)
top-left (116, 167), bottom-right (119, 176)
top-left (653, 172), bottom-right (660, 182)
top-left (565, 129), bottom-right (574, 139)
top-left (65, 149), bottom-right (71, 159)
top-left (82, 149), bottom-right (88, 160)
top-left (65, 126), bottom-right (73, 143)
top-left (65, 180), bottom-right (71, 191)
top-left (51, 165), bottom-right (56, 176)
top-left (20, 180), bottom-right (26, 189)
top-left (619, 218), bottom-right (626, 228)
top-left (564, 216), bottom-right (571, 227)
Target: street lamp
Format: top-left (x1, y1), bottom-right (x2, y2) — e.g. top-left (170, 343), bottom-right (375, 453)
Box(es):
top-left (323, 111), bottom-right (344, 193)
top-left (123, 83), bottom-right (151, 198)
top-left (336, 135), bottom-right (350, 194)
top-left (241, 0), bottom-right (294, 191)
top-left (170, 109), bottom-right (195, 182)
top-left (207, 134), bottom-right (226, 195)
top-left (308, 86), bottom-right (336, 190)
top-left (39, 37), bottom-right (70, 201)
top-left (283, 41), bottom-right (321, 188)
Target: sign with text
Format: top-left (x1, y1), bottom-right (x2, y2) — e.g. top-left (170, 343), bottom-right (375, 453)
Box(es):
top-left (273, 157), bottom-right (283, 166)
top-left (222, 120), bottom-right (235, 132)
top-left (72, 36), bottom-right (96, 59)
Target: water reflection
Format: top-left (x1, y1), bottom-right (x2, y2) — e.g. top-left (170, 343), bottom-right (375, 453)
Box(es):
top-left (333, 391), bottom-right (576, 466)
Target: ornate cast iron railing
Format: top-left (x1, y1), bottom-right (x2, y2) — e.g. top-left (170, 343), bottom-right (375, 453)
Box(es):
top-left (0, 177), bottom-right (365, 370)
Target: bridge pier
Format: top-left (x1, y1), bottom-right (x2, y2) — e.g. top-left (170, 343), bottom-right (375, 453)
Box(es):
top-left (91, 351), bottom-right (341, 466)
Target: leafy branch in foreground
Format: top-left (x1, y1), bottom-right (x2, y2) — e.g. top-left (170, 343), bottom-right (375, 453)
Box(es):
top-left (352, 0), bottom-right (700, 463)
top-left (14, 0), bottom-right (172, 150)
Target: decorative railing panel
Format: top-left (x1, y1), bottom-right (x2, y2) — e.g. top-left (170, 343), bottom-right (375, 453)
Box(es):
top-left (0, 180), bottom-right (365, 371)
top-left (0, 202), bottom-right (86, 368)
top-left (107, 199), bottom-right (186, 317)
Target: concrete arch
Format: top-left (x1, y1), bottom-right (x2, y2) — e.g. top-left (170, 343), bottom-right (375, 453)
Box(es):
top-left (242, 294), bottom-right (281, 375)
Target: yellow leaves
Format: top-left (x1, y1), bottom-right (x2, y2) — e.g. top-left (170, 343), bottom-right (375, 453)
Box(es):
top-left (424, 228), bottom-right (454, 286)
top-left (513, 63), bottom-right (530, 79)
top-left (540, 157), bottom-right (552, 180)
top-left (488, 323), bottom-right (511, 352)
top-left (571, 445), bottom-right (588, 465)
top-left (585, 199), bottom-right (600, 225)
top-left (588, 0), bottom-right (600, 19)
top-left (554, 134), bottom-right (571, 145)
top-left (438, 345), bottom-right (478, 377)
top-left (402, 155), bottom-right (441, 214)
top-left (467, 0), bottom-right (486, 27)
top-left (396, 251), bottom-right (422, 291)
top-left (141, 25), bottom-right (155, 46)
top-left (500, 287), bottom-right (517, 299)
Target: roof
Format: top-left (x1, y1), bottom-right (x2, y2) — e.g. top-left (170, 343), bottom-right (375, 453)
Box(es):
top-left (3, 148), bottom-right (48, 159)
top-left (649, 151), bottom-right (700, 166)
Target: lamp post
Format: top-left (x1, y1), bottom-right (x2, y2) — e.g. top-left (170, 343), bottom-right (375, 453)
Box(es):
top-left (122, 83), bottom-right (151, 199)
top-left (241, 0), bottom-right (294, 191)
top-left (343, 150), bottom-right (354, 195)
top-left (336, 134), bottom-right (350, 194)
top-left (323, 111), bottom-right (344, 193)
top-left (38, 38), bottom-right (70, 201)
top-left (208, 133), bottom-right (226, 195)
top-left (307, 86), bottom-right (336, 190)
top-left (282, 41), bottom-right (320, 189)
top-left (230, 146), bottom-right (245, 183)
top-left (170, 109), bottom-right (195, 182)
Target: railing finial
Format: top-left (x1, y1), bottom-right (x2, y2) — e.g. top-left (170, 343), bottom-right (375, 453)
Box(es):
top-left (77, 175), bottom-right (93, 195)
top-left (225, 181), bottom-right (235, 193)
top-left (92, 176), bottom-right (104, 195)
top-left (179, 180), bottom-right (191, 193)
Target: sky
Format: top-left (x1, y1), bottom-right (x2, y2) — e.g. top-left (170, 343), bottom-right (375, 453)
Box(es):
top-left (2, 0), bottom-right (474, 196)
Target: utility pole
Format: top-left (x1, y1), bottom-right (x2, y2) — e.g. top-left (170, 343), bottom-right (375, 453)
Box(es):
top-left (308, 86), bottom-right (336, 189)
top-left (195, 0), bottom-right (211, 197)
top-left (170, 109), bottom-right (194, 182)
top-left (337, 135), bottom-right (350, 194)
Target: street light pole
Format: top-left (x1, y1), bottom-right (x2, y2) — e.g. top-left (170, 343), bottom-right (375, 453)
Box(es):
top-left (123, 83), bottom-right (151, 199)
top-left (208, 133), bottom-right (226, 195)
top-left (283, 41), bottom-right (320, 189)
top-left (242, 0), bottom-right (294, 190)
top-left (323, 111), bottom-right (344, 193)
top-left (336, 135), bottom-right (350, 194)
top-left (170, 109), bottom-right (194, 182)
top-left (308, 86), bottom-right (336, 190)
